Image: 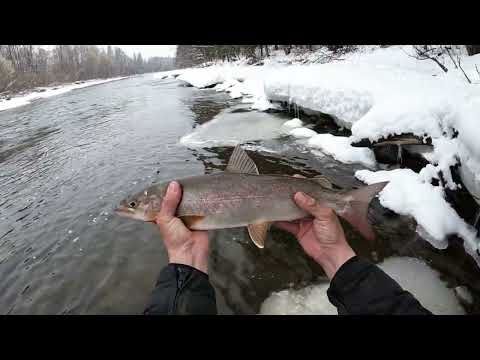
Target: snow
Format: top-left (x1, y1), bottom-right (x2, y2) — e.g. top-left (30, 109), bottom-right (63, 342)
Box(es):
top-left (454, 97), bottom-right (480, 200)
top-left (355, 168), bottom-right (479, 265)
top-left (260, 283), bottom-right (336, 315)
top-left (175, 46), bottom-right (480, 265)
top-left (288, 127), bottom-right (317, 138)
top-left (250, 96), bottom-right (273, 111)
top-left (0, 76), bottom-right (128, 113)
top-left (228, 89), bottom-right (243, 99)
top-left (281, 118), bottom-right (303, 129)
top-left (176, 64), bottom-right (254, 89)
top-left (260, 257), bottom-right (465, 315)
top-left (153, 69), bottom-right (184, 80)
top-left (425, 137), bottom-right (461, 190)
top-left (307, 134), bottom-right (376, 168)
top-left (176, 68), bottom-right (223, 88)
top-left (264, 64), bottom-right (376, 129)
top-left (214, 78), bottom-right (240, 92)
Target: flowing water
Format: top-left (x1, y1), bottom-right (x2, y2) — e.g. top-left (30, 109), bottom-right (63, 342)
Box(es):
top-left (0, 74), bottom-right (478, 314)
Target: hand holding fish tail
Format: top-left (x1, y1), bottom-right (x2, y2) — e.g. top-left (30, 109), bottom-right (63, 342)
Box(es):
top-left (155, 181), bottom-right (209, 274)
top-left (274, 192), bottom-right (355, 280)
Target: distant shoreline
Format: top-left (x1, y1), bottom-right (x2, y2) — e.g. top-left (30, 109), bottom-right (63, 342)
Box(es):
top-left (0, 75), bottom-right (130, 113)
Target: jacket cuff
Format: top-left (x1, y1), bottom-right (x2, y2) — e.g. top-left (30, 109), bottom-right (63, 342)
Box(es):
top-left (144, 263), bottom-right (217, 315)
top-left (329, 256), bottom-right (373, 289)
top-left (167, 263), bottom-right (209, 277)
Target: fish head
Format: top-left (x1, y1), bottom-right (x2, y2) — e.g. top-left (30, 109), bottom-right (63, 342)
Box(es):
top-left (115, 184), bottom-right (167, 222)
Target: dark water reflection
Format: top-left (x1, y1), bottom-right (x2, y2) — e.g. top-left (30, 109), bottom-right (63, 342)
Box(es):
top-left (0, 74), bottom-right (478, 314)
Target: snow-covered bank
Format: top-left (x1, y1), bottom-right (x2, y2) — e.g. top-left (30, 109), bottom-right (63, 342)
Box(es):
top-left (260, 257), bottom-right (466, 315)
top-left (307, 134), bottom-right (376, 168)
top-left (171, 45), bottom-right (480, 266)
top-left (0, 76), bottom-right (129, 113)
top-left (152, 69), bottom-right (183, 80)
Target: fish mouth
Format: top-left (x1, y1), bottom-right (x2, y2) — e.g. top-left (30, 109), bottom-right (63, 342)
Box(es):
top-left (115, 207), bottom-right (156, 222)
top-left (115, 206), bottom-right (133, 214)
top-left (115, 207), bottom-right (139, 218)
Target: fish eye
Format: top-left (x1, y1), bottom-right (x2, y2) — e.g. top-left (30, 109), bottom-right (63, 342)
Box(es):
top-left (129, 201), bottom-right (137, 208)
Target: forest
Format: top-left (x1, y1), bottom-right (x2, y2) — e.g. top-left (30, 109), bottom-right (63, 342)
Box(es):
top-left (0, 45), bottom-right (175, 95)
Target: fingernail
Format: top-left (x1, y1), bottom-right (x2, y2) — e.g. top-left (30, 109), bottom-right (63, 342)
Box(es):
top-left (168, 181), bottom-right (178, 193)
top-left (297, 192), bottom-right (315, 206)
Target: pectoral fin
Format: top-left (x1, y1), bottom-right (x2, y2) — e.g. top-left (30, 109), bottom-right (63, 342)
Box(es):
top-left (226, 145), bottom-right (259, 175)
top-left (247, 222), bottom-right (271, 248)
top-left (181, 215), bottom-right (206, 229)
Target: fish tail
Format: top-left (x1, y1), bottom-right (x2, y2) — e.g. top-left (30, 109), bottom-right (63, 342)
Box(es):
top-left (340, 182), bottom-right (389, 242)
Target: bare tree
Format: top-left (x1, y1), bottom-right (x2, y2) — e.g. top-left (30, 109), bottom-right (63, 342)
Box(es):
top-left (410, 45), bottom-right (449, 73)
top-left (0, 56), bottom-right (14, 92)
top-left (0, 45), bottom-right (167, 94)
top-left (410, 45), bottom-right (473, 83)
top-left (443, 46), bottom-right (472, 83)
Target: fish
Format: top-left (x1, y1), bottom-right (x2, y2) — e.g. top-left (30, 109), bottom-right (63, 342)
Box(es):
top-left (116, 145), bottom-right (388, 248)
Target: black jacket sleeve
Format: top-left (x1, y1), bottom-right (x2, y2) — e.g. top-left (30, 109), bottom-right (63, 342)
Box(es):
top-left (144, 263), bottom-right (217, 315)
top-left (327, 256), bottom-right (432, 315)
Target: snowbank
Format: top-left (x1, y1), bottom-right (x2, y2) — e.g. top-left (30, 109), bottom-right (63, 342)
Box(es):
top-left (0, 76), bottom-right (128, 113)
top-left (260, 257), bottom-right (465, 315)
top-left (308, 134), bottom-right (376, 168)
top-left (281, 118), bottom-right (303, 129)
top-left (279, 119), bottom-right (376, 167)
top-left (175, 45), bottom-right (480, 266)
top-left (153, 69), bottom-right (184, 80)
top-left (355, 168), bottom-right (479, 265)
top-left (176, 64), bottom-right (261, 89)
top-left (288, 127), bottom-right (317, 138)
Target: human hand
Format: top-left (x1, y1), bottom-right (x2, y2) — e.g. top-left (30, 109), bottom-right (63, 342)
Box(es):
top-left (275, 192), bottom-right (355, 279)
top-left (155, 181), bottom-right (209, 274)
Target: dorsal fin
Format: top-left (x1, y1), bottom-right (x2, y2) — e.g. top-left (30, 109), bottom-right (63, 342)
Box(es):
top-left (294, 173), bottom-right (334, 189)
top-left (226, 145), bottom-right (259, 174)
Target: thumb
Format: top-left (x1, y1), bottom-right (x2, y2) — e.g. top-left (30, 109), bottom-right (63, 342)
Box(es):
top-left (157, 181), bottom-right (182, 224)
top-left (293, 192), bottom-right (334, 220)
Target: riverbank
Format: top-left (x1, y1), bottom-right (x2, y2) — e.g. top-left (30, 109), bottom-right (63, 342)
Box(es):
top-left (157, 46), bottom-right (480, 268)
top-left (0, 76), bottom-right (130, 113)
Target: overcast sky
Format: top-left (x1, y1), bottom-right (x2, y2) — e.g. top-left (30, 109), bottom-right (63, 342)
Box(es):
top-left (41, 45), bottom-right (177, 59)
top-left (109, 45), bottom-right (176, 59)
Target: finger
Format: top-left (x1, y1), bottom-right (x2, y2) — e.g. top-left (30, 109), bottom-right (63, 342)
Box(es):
top-left (157, 181), bottom-right (182, 223)
top-left (293, 192), bottom-right (336, 220)
top-left (273, 221), bottom-right (300, 236)
top-left (293, 174), bottom-right (307, 179)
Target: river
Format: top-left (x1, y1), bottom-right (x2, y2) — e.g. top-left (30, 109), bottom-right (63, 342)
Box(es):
top-left (0, 74), bottom-right (478, 314)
